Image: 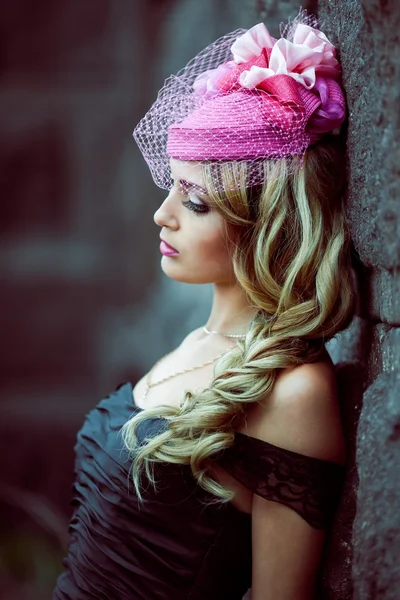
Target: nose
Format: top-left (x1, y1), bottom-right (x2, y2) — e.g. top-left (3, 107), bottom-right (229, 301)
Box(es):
top-left (153, 189), bottom-right (179, 229)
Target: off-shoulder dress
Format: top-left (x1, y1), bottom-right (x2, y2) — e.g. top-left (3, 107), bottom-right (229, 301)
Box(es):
top-left (53, 381), bottom-right (344, 600)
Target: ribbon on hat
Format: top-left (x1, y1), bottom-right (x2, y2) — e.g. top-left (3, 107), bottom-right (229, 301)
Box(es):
top-left (193, 21), bottom-right (346, 138)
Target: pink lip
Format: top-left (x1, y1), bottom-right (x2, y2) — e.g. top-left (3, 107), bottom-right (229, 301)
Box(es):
top-left (160, 239), bottom-right (179, 256)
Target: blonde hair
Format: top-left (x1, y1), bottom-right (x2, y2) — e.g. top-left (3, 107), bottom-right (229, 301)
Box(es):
top-left (121, 136), bottom-right (354, 502)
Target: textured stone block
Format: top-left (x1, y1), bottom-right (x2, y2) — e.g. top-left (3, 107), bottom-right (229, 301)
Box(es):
top-left (381, 327), bottom-right (400, 374)
top-left (319, 0), bottom-right (400, 270)
top-left (368, 268), bottom-right (400, 326)
top-left (326, 316), bottom-right (369, 367)
top-left (353, 371), bottom-right (400, 599)
top-left (368, 323), bottom-right (400, 385)
top-left (319, 362), bottom-right (365, 600)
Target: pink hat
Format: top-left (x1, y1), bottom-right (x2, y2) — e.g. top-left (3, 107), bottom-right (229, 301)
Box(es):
top-left (134, 10), bottom-right (346, 191)
top-left (167, 75), bottom-right (331, 161)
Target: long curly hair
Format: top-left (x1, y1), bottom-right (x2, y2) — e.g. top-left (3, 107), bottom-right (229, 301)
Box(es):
top-left (121, 135), bottom-right (355, 502)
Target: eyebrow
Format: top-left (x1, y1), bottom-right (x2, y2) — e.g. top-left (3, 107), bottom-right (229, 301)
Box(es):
top-left (177, 178), bottom-right (208, 196)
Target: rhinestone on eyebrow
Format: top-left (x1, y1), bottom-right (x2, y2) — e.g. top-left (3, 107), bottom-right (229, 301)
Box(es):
top-left (178, 179), bottom-right (208, 196)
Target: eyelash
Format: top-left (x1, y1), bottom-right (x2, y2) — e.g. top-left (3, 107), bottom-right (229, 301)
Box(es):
top-left (181, 194), bottom-right (210, 216)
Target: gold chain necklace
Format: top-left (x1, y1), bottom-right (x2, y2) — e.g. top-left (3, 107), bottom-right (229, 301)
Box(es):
top-left (141, 347), bottom-right (232, 402)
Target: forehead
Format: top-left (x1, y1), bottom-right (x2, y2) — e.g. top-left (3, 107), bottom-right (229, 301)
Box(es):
top-left (169, 158), bottom-right (206, 189)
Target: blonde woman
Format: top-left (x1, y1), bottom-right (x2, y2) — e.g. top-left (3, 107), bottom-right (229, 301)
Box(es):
top-left (54, 11), bottom-right (354, 600)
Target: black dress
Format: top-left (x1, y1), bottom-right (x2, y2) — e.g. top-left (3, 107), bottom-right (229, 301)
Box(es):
top-left (53, 381), bottom-right (344, 600)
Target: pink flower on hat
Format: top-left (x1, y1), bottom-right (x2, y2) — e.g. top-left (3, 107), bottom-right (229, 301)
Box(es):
top-left (193, 61), bottom-right (236, 98)
top-left (190, 16), bottom-right (346, 143)
top-left (236, 23), bottom-right (340, 91)
top-left (230, 23), bottom-right (276, 63)
top-left (193, 21), bottom-right (341, 100)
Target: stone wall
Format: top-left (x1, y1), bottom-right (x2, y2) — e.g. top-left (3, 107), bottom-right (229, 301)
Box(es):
top-left (317, 1), bottom-right (400, 598)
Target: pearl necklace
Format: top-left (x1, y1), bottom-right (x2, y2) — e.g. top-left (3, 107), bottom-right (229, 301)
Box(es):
top-left (203, 325), bottom-right (247, 339)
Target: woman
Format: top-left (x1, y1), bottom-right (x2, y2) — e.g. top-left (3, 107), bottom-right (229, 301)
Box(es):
top-left (54, 11), bottom-right (354, 600)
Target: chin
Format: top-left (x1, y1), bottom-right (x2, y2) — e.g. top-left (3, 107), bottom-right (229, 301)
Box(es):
top-left (160, 259), bottom-right (207, 284)
top-left (162, 271), bottom-right (207, 284)
top-left (161, 261), bottom-right (233, 285)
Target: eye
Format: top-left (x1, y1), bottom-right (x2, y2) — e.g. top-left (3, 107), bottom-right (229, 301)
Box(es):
top-left (181, 192), bottom-right (210, 216)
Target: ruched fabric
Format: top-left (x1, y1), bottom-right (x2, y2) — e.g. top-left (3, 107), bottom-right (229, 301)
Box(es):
top-left (53, 382), bottom-right (252, 599)
top-left (53, 381), bottom-right (343, 599)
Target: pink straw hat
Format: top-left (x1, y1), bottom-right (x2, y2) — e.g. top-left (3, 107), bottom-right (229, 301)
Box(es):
top-left (134, 10), bottom-right (346, 191)
top-left (167, 75), bottom-right (330, 161)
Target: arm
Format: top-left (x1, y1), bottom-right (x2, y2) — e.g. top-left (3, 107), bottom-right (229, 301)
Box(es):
top-left (251, 494), bottom-right (325, 599)
top-left (248, 360), bottom-right (345, 600)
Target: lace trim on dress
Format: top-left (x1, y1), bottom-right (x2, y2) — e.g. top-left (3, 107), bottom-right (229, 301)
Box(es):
top-left (217, 432), bottom-right (344, 529)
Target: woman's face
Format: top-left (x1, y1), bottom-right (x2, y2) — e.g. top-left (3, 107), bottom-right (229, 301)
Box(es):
top-left (153, 159), bottom-right (235, 285)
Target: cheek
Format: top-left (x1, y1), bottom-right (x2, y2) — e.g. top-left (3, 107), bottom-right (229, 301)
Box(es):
top-left (193, 225), bottom-right (233, 271)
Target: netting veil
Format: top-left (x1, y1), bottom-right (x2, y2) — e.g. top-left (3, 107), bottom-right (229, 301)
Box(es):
top-left (133, 10), bottom-right (346, 192)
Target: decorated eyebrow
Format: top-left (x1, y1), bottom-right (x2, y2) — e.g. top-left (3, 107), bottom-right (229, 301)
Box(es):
top-left (177, 179), bottom-right (208, 196)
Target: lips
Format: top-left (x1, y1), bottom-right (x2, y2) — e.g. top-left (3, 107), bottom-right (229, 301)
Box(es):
top-left (160, 238), bottom-right (179, 256)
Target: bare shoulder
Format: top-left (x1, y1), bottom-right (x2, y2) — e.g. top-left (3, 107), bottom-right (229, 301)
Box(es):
top-left (243, 352), bottom-right (346, 465)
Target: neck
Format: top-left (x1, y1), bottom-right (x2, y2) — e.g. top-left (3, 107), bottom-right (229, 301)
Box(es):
top-left (206, 281), bottom-right (256, 335)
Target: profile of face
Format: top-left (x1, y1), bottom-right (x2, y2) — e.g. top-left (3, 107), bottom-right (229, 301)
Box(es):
top-left (153, 159), bottom-right (236, 285)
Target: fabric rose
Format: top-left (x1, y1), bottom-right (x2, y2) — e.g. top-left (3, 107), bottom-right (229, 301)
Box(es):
top-left (193, 61), bottom-right (235, 98)
top-left (237, 23), bottom-right (340, 91)
top-left (230, 22), bottom-right (276, 63)
top-left (305, 77), bottom-right (346, 134)
top-left (192, 23), bottom-right (276, 97)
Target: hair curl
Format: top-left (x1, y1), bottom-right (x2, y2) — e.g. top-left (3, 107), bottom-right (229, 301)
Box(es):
top-left (121, 136), bottom-right (355, 502)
